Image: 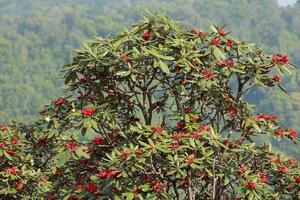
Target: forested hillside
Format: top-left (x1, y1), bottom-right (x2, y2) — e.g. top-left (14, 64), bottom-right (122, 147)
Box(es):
top-left (0, 0), bottom-right (299, 157)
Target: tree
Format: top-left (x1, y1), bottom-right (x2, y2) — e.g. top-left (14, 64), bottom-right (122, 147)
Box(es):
top-left (0, 13), bottom-right (299, 200)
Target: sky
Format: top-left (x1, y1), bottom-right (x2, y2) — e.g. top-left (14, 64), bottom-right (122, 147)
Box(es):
top-left (278, 0), bottom-right (297, 6)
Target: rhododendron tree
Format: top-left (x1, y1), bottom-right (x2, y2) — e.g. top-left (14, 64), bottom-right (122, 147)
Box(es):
top-left (0, 13), bottom-right (299, 200)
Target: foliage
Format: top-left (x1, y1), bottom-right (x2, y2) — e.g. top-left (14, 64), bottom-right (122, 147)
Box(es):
top-left (0, 13), bottom-right (299, 200)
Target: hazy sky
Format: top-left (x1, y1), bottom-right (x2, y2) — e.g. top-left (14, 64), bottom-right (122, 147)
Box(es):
top-left (278, 0), bottom-right (297, 6)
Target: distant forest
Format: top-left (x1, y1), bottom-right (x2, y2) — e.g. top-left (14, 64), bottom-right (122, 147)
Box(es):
top-left (0, 0), bottom-right (299, 158)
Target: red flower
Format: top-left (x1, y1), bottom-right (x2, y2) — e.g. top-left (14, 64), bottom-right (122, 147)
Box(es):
top-left (279, 165), bottom-right (288, 173)
top-left (185, 155), bottom-right (196, 165)
top-left (178, 179), bottom-right (188, 187)
top-left (80, 76), bottom-right (89, 82)
top-left (122, 55), bottom-right (130, 63)
top-left (287, 157), bottom-right (297, 165)
top-left (228, 107), bottom-right (237, 117)
top-left (15, 181), bottom-right (24, 190)
top-left (217, 28), bottom-right (225, 36)
top-left (85, 182), bottom-right (97, 193)
top-left (0, 141), bottom-right (7, 148)
top-left (169, 143), bottom-right (180, 149)
top-left (38, 138), bottom-right (47, 146)
top-left (170, 133), bottom-right (184, 141)
top-left (65, 140), bottom-right (78, 151)
top-left (98, 170), bottom-right (108, 179)
top-left (226, 39), bottom-right (232, 47)
top-left (198, 31), bottom-right (206, 37)
top-left (107, 170), bottom-right (119, 178)
top-left (5, 167), bottom-right (19, 175)
top-left (211, 38), bottom-right (220, 46)
top-left (10, 137), bottom-right (18, 145)
top-left (176, 122), bottom-right (185, 131)
top-left (202, 69), bottom-right (214, 79)
top-left (174, 65), bottom-right (181, 72)
top-left (259, 173), bottom-right (268, 183)
top-left (120, 149), bottom-right (129, 161)
top-left (39, 108), bottom-right (46, 115)
top-left (237, 166), bottom-right (246, 175)
top-left (198, 125), bottom-right (211, 132)
top-left (151, 180), bottom-right (164, 192)
top-left (274, 128), bottom-right (283, 137)
top-left (225, 59), bottom-right (234, 68)
top-left (6, 149), bottom-right (14, 156)
top-left (0, 124), bottom-right (8, 131)
top-left (272, 75), bottom-right (281, 82)
top-left (244, 181), bottom-right (256, 190)
top-left (295, 177), bottom-right (300, 184)
top-left (81, 108), bottom-right (95, 117)
top-left (142, 32), bottom-right (151, 40)
top-left (269, 156), bottom-right (281, 163)
top-left (271, 53), bottom-right (289, 65)
top-left (135, 148), bottom-right (142, 156)
top-left (54, 97), bottom-right (66, 106)
top-left (190, 29), bottom-right (198, 34)
top-left (151, 126), bottom-right (163, 134)
top-left (287, 128), bottom-right (297, 139)
top-left (90, 136), bottom-right (103, 145)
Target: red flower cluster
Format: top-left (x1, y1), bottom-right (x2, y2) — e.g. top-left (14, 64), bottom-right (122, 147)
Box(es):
top-left (259, 173), bottom-right (268, 183)
top-left (287, 128), bottom-right (297, 139)
top-left (228, 107), bottom-right (237, 117)
top-left (142, 32), bottom-right (151, 40)
top-left (0, 141), bottom-right (7, 148)
top-left (5, 167), bottom-right (19, 175)
top-left (185, 155), bottom-right (196, 165)
top-left (254, 113), bottom-right (277, 122)
top-left (151, 126), bottom-right (163, 134)
top-left (217, 28), bottom-right (225, 36)
top-left (90, 136), bottom-right (103, 145)
top-left (151, 180), bottom-right (164, 192)
top-left (287, 157), bottom-right (297, 165)
top-left (237, 166), bottom-right (246, 175)
top-left (39, 108), bottom-right (46, 115)
top-left (272, 75), bottom-right (281, 82)
top-left (6, 149), bottom-right (14, 156)
top-left (15, 181), bottom-right (24, 190)
top-left (81, 108), bottom-right (95, 117)
top-left (274, 128), bottom-right (283, 137)
top-left (176, 122), bottom-right (185, 131)
top-left (135, 148), bottom-right (142, 156)
top-left (188, 132), bottom-right (203, 139)
top-left (0, 124), bottom-right (8, 131)
top-left (202, 69), bottom-right (214, 79)
top-left (295, 177), bottom-right (300, 184)
top-left (226, 39), bottom-right (232, 47)
top-left (80, 76), bottom-right (90, 82)
top-left (85, 182), bottom-right (97, 193)
top-left (211, 38), bottom-right (220, 46)
top-left (170, 133), bottom-right (184, 141)
top-left (53, 97), bottom-right (66, 106)
top-left (198, 125), bottom-right (211, 132)
top-left (98, 169), bottom-right (119, 179)
top-left (244, 181), bottom-right (256, 190)
top-left (271, 53), bottom-right (289, 65)
top-left (122, 55), bottom-right (130, 63)
top-left (65, 140), bottom-right (78, 151)
top-left (269, 156), bottom-right (281, 163)
top-left (279, 165), bottom-right (288, 173)
top-left (10, 137), bottom-right (18, 145)
top-left (225, 59), bottom-right (234, 68)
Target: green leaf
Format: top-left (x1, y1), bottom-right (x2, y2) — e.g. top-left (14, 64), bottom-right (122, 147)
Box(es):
top-left (213, 46), bottom-right (225, 60)
top-left (159, 60), bottom-right (170, 74)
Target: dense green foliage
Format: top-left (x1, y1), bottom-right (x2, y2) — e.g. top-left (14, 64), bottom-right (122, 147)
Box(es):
top-left (0, 13), bottom-right (299, 200)
top-left (0, 1), bottom-right (299, 157)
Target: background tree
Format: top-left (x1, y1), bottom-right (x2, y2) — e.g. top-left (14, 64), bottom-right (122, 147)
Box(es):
top-left (0, 13), bottom-right (299, 200)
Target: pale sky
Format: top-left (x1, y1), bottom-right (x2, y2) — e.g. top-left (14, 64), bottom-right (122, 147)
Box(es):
top-left (278, 0), bottom-right (297, 6)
